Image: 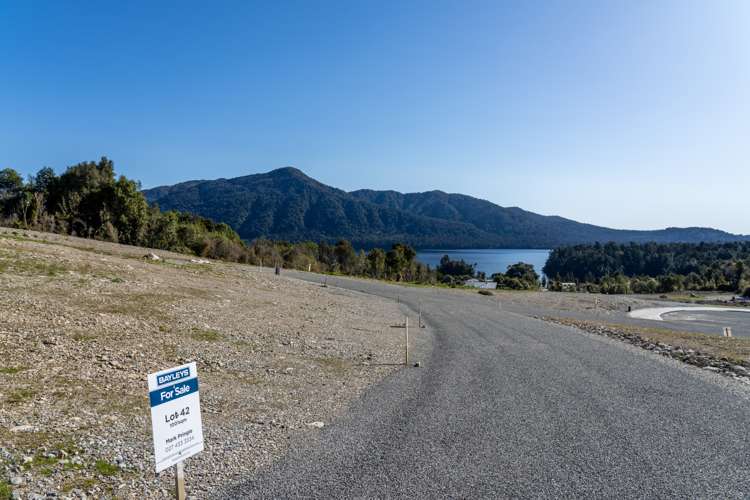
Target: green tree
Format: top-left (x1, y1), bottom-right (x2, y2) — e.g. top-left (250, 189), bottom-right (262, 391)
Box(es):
top-left (505, 262), bottom-right (539, 282)
top-left (0, 168), bottom-right (23, 193)
top-left (367, 248), bottom-right (386, 278)
top-left (437, 255), bottom-right (476, 277)
top-left (334, 240), bottom-right (357, 274)
top-left (32, 167), bottom-right (57, 193)
top-left (385, 243), bottom-right (416, 281)
top-left (109, 176), bottom-right (149, 244)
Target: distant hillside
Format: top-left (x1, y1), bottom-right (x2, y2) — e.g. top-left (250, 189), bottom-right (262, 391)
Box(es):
top-left (143, 167), bottom-right (749, 248)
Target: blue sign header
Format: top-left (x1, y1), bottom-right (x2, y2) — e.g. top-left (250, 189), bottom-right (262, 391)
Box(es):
top-left (149, 378), bottom-right (199, 408)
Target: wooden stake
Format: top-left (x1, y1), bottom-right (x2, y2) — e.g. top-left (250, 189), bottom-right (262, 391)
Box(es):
top-left (175, 462), bottom-right (186, 500)
top-left (405, 316), bottom-right (409, 365)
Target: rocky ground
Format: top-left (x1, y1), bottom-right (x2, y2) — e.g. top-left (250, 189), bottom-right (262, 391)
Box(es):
top-left (0, 229), bottom-right (404, 499)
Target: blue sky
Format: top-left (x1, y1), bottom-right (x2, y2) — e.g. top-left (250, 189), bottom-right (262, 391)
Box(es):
top-left (2, 0), bottom-right (748, 233)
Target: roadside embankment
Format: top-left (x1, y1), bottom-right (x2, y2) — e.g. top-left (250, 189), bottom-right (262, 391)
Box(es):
top-left (545, 317), bottom-right (750, 383)
top-left (0, 229), bottom-right (404, 499)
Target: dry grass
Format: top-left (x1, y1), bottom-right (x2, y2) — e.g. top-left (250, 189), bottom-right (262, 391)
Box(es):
top-left (315, 356), bottom-right (352, 374)
top-left (554, 317), bottom-right (750, 363)
top-left (190, 328), bottom-right (224, 342)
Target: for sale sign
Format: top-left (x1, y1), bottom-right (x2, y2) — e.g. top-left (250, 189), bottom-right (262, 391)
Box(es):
top-left (147, 362), bottom-right (204, 472)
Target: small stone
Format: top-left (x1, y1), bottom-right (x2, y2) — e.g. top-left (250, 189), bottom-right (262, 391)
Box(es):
top-left (283, 367), bottom-right (294, 374)
top-left (143, 253), bottom-right (161, 261)
top-left (9, 425), bottom-right (35, 433)
top-left (413, 362), bottom-right (421, 368)
top-left (10, 476), bottom-right (24, 486)
top-left (306, 421), bottom-right (325, 429)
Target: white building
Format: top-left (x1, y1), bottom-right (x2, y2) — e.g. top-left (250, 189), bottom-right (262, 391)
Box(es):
top-left (464, 279), bottom-right (498, 289)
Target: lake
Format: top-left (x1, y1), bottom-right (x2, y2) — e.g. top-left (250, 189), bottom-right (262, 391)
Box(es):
top-left (416, 249), bottom-right (551, 277)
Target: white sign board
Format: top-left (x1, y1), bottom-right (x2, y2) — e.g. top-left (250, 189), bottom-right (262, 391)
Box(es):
top-left (147, 362), bottom-right (204, 472)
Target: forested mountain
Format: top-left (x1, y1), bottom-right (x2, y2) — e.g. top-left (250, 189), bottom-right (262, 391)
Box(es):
top-left (143, 167), bottom-right (749, 248)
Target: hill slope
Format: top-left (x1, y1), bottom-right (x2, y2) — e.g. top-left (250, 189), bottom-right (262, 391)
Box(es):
top-left (144, 167), bottom-right (749, 248)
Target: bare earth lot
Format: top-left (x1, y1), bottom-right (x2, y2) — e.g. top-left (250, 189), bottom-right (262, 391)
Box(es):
top-left (0, 229), bottom-right (403, 499)
top-left (4, 228), bottom-right (750, 499)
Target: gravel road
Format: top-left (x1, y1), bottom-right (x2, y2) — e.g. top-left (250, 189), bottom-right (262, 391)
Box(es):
top-left (221, 273), bottom-right (750, 498)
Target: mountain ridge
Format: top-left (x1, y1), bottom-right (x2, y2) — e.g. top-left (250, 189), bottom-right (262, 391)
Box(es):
top-left (143, 167), bottom-right (749, 248)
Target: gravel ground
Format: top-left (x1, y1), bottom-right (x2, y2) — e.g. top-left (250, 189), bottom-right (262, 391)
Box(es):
top-left (227, 272), bottom-right (750, 498)
top-left (0, 229), bottom-right (404, 499)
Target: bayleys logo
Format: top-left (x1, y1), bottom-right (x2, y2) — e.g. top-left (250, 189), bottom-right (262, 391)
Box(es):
top-left (157, 366), bottom-right (191, 387)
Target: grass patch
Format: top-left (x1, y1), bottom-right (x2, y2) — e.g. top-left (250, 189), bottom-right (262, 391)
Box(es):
top-left (72, 332), bottom-right (97, 342)
top-left (94, 292), bottom-right (172, 322)
top-left (0, 481), bottom-right (12, 500)
top-left (5, 388), bottom-right (36, 404)
top-left (94, 460), bottom-right (119, 476)
top-left (0, 366), bottom-right (27, 375)
top-left (61, 478), bottom-right (97, 493)
top-left (190, 328), bottom-right (223, 342)
top-left (0, 256), bottom-right (67, 277)
top-left (62, 461), bottom-right (85, 472)
top-left (30, 454), bottom-right (58, 468)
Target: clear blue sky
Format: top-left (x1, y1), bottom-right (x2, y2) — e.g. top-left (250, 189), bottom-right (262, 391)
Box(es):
top-left (2, 0), bottom-right (748, 233)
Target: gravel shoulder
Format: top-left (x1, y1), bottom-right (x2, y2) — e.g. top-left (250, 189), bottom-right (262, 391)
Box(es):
top-left (0, 229), bottom-right (405, 499)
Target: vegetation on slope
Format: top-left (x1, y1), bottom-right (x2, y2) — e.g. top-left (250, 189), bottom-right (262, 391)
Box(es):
top-left (0, 159), bottom-right (434, 282)
top-left (0, 159), bottom-right (249, 262)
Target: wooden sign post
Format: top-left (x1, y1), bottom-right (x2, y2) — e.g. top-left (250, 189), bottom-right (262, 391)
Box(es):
top-left (405, 316), bottom-right (409, 366)
top-left (175, 462), bottom-right (186, 500)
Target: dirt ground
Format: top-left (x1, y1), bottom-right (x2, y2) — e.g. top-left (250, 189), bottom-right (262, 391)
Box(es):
top-left (0, 229), bottom-right (404, 499)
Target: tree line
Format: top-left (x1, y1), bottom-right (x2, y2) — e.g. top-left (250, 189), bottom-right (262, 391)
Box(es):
top-left (0, 158), bottom-right (439, 282)
top-left (0, 158), bottom-right (251, 261)
top-left (0, 157), bottom-right (539, 288)
top-left (543, 242), bottom-right (750, 296)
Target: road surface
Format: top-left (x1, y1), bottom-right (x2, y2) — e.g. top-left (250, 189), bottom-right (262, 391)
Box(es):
top-left (220, 274), bottom-right (750, 498)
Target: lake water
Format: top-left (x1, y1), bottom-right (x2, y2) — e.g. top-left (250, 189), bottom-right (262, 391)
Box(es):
top-left (416, 249), bottom-right (551, 277)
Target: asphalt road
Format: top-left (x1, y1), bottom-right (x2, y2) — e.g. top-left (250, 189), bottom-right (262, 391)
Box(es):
top-left (220, 274), bottom-right (750, 498)
top-left (662, 310), bottom-right (750, 337)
